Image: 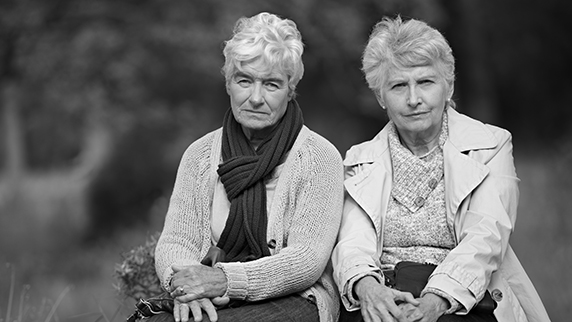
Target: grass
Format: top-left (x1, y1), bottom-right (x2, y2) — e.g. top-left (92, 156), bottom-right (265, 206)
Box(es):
top-left (1, 264), bottom-right (71, 322)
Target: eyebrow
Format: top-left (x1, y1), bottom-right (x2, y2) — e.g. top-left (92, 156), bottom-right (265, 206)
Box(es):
top-left (234, 71), bottom-right (286, 85)
top-left (387, 72), bottom-right (439, 84)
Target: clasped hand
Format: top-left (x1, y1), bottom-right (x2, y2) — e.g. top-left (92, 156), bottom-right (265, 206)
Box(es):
top-left (169, 264), bottom-right (229, 322)
top-left (354, 276), bottom-right (448, 322)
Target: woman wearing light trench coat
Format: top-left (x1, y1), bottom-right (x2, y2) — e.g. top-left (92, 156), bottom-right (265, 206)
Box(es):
top-left (332, 107), bottom-right (551, 322)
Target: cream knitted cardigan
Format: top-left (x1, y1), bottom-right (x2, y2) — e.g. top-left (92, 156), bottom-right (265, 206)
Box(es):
top-left (155, 126), bottom-right (344, 322)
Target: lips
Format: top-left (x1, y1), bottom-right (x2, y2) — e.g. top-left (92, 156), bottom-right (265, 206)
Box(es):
top-left (406, 111), bottom-right (429, 117)
top-left (242, 109), bottom-right (268, 115)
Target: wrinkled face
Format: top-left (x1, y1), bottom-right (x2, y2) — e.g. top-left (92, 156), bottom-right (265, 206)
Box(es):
top-left (227, 58), bottom-right (291, 140)
top-left (380, 65), bottom-right (452, 139)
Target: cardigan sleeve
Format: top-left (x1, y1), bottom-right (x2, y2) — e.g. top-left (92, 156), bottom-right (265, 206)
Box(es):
top-left (154, 132), bottom-right (217, 289)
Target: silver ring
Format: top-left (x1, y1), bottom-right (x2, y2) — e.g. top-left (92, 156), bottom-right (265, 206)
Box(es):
top-left (177, 286), bottom-right (185, 293)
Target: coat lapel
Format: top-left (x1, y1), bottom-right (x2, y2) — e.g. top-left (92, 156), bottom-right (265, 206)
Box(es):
top-left (343, 127), bottom-right (392, 236)
top-left (443, 108), bottom-right (498, 225)
top-left (343, 108), bottom-right (499, 239)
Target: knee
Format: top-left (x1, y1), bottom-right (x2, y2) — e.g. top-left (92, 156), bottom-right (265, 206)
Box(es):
top-left (143, 313), bottom-right (174, 322)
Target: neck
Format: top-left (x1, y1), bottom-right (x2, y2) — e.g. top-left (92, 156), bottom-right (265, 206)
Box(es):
top-left (241, 126), bottom-right (274, 150)
top-left (397, 127), bottom-right (441, 157)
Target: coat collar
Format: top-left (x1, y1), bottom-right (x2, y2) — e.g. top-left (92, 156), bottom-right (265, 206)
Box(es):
top-left (344, 108), bottom-right (498, 166)
top-left (343, 108), bottom-right (499, 232)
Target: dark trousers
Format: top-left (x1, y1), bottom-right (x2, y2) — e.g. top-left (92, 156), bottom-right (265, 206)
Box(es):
top-left (338, 307), bottom-right (497, 322)
top-left (145, 294), bottom-right (319, 322)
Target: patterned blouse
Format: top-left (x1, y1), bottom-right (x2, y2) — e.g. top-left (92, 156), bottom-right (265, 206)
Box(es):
top-left (381, 113), bottom-right (460, 312)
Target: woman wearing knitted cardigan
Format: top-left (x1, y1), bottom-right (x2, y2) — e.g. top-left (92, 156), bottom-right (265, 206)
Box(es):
top-left (147, 12), bottom-right (344, 322)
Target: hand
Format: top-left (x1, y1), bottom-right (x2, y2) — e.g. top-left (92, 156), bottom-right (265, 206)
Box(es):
top-left (401, 293), bottom-right (448, 322)
top-left (398, 302), bottom-right (424, 321)
top-left (169, 264), bottom-right (228, 302)
top-left (173, 298), bottom-right (218, 322)
top-left (354, 276), bottom-right (420, 322)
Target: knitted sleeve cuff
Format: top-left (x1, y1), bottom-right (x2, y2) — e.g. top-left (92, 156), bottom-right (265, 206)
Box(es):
top-left (162, 267), bottom-right (175, 292)
top-left (421, 287), bottom-right (461, 315)
top-left (214, 262), bottom-right (248, 300)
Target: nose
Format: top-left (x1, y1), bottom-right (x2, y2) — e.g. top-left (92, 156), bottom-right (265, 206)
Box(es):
top-left (407, 87), bottom-right (421, 107)
top-left (249, 82), bottom-right (264, 106)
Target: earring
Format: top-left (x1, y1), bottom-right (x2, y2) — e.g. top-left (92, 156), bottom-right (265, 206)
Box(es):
top-left (381, 105), bottom-right (386, 110)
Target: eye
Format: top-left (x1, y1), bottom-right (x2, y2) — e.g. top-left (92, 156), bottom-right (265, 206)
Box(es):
top-left (264, 82), bottom-right (280, 91)
top-left (234, 76), bottom-right (252, 87)
top-left (419, 79), bottom-right (434, 85)
top-left (391, 83), bottom-right (406, 90)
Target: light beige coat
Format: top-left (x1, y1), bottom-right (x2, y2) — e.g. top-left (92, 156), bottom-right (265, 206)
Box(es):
top-left (332, 108), bottom-right (550, 321)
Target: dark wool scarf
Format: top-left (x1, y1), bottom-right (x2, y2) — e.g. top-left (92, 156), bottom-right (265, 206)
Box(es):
top-left (216, 100), bottom-right (304, 262)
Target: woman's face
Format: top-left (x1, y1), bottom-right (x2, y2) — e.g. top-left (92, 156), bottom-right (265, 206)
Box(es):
top-left (227, 58), bottom-right (291, 141)
top-left (380, 65), bottom-right (451, 140)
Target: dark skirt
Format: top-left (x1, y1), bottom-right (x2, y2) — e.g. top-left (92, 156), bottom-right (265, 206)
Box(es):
top-left (144, 294), bottom-right (319, 322)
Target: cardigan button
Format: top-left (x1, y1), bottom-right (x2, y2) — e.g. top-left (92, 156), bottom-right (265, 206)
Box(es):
top-left (267, 239), bottom-right (277, 249)
top-left (414, 197), bottom-right (425, 207)
top-left (491, 289), bottom-right (503, 302)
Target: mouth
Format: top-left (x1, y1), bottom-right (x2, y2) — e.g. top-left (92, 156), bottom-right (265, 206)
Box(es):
top-left (406, 111), bottom-right (429, 117)
top-left (243, 109), bottom-right (268, 116)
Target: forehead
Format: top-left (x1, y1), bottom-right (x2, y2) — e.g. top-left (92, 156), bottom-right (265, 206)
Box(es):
top-left (234, 59), bottom-right (288, 81)
top-left (386, 65), bottom-right (440, 81)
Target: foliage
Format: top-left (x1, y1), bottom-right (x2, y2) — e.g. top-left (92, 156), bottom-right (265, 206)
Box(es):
top-left (114, 232), bottom-right (163, 301)
top-left (1, 0), bottom-right (571, 320)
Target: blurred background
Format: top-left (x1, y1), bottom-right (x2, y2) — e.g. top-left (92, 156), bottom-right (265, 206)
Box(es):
top-left (1, 0), bottom-right (571, 321)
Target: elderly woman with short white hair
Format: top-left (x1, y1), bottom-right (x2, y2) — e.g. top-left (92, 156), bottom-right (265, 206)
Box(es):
top-left (332, 16), bottom-right (550, 322)
top-left (146, 12), bottom-right (344, 322)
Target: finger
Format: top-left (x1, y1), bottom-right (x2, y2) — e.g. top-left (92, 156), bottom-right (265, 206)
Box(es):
top-left (189, 301), bottom-right (203, 322)
top-left (360, 303), bottom-right (383, 322)
top-left (200, 299), bottom-right (219, 322)
top-left (171, 285), bottom-right (188, 298)
top-left (399, 303), bottom-right (423, 320)
top-left (173, 302), bottom-right (181, 322)
top-left (211, 296), bottom-right (230, 307)
top-left (172, 264), bottom-right (185, 272)
top-left (380, 298), bottom-right (407, 322)
top-left (179, 303), bottom-right (190, 322)
top-left (395, 291), bottom-right (420, 306)
top-left (176, 292), bottom-right (201, 303)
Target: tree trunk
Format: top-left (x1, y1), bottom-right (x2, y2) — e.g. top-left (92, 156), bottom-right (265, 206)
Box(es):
top-left (453, 0), bottom-right (498, 124)
top-left (2, 83), bottom-right (25, 182)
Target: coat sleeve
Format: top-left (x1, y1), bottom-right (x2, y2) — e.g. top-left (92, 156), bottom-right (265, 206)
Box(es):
top-left (425, 128), bottom-right (520, 313)
top-left (215, 135), bottom-right (345, 301)
top-left (331, 164), bottom-right (384, 311)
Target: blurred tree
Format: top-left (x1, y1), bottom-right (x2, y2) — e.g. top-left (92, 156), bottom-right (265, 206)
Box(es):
top-left (2, 0), bottom-right (571, 243)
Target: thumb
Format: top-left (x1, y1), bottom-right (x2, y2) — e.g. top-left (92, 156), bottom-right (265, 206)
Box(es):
top-left (396, 291), bottom-right (420, 306)
top-left (212, 296), bottom-right (230, 307)
top-left (171, 264), bottom-right (184, 272)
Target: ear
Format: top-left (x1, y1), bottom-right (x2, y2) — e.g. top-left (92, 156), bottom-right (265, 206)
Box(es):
top-left (374, 91), bottom-right (385, 108)
top-left (287, 87), bottom-right (295, 100)
top-left (447, 83), bottom-right (455, 100)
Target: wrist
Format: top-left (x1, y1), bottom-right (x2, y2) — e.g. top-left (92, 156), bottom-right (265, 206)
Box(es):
top-left (423, 293), bottom-right (449, 315)
top-left (354, 275), bottom-right (380, 300)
